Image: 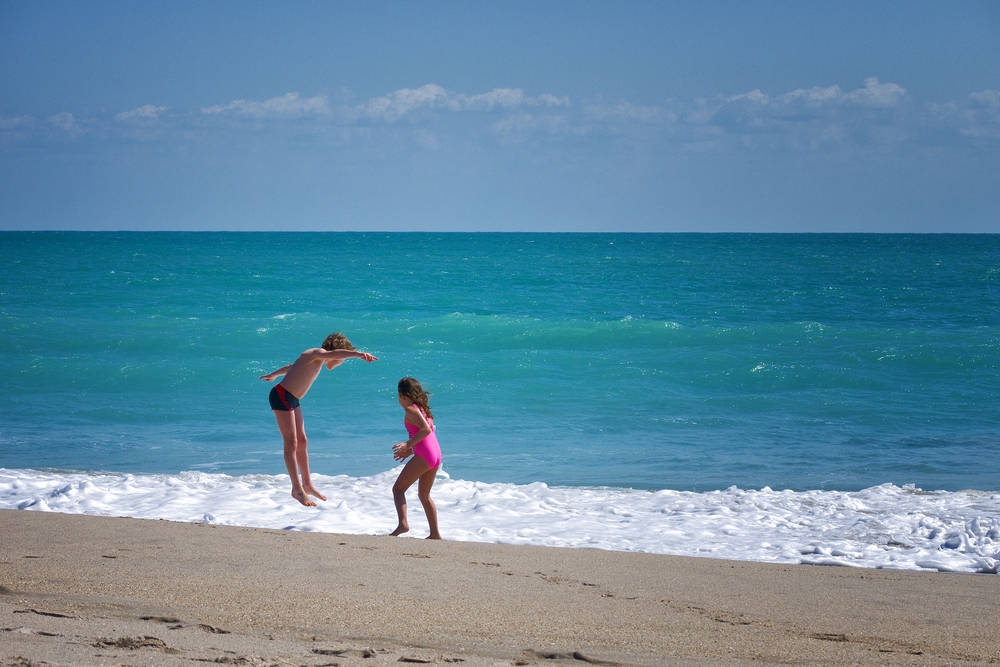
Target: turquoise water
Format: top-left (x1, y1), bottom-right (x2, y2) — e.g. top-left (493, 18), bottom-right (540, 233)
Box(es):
top-left (2, 232), bottom-right (999, 492)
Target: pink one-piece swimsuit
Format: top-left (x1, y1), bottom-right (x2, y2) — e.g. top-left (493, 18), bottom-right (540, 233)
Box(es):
top-left (407, 406), bottom-right (442, 470)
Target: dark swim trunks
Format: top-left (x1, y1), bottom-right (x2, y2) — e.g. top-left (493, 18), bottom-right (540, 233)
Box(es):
top-left (268, 384), bottom-right (300, 411)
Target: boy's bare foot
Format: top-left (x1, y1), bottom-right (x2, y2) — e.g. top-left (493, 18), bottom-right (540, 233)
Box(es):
top-left (389, 523), bottom-right (409, 536)
top-left (303, 485), bottom-right (327, 501)
top-left (292, 488), bottom-right (317, 507)
top-left (426, 534), bottom-right (442, 540)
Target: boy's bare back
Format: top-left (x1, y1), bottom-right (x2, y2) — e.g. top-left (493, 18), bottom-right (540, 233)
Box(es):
top-left (260, 348), bottom-right (378, 398)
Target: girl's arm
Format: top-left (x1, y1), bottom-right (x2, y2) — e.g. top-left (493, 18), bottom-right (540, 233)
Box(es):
top-left (259, 364), bottom-right (292, 382)
top-left (392, 406), bottom-right (432, 460)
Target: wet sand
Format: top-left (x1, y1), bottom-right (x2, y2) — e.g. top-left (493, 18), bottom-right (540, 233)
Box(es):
top-left (2, 509), bottom-right (998, 667)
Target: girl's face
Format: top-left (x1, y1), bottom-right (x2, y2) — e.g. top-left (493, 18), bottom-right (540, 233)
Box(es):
top-left (397, 393), bottom-right (411, 408)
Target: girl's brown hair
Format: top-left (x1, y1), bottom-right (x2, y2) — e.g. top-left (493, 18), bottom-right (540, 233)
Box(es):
top-left (398, 377), bottom-right (433, 420)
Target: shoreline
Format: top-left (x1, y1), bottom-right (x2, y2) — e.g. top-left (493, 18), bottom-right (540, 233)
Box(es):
top-left (2, 510), bottom-right (999, 666)
top-left (3, 468), bottom-right (999, 574)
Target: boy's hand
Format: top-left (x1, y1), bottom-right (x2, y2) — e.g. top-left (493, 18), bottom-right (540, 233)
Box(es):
top-left (260, 373), bottom-right (276, 382)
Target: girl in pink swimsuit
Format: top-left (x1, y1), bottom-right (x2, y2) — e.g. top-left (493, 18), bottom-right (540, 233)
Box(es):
top-left (390, 377), bottom-right (443, 539)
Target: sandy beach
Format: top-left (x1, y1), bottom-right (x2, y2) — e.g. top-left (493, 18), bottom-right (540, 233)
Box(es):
top-left (2, 509), bottom-right (998, 667)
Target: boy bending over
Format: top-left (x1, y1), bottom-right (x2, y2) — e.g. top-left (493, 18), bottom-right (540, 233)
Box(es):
top-left (260, 332), bottom-right (377, 506)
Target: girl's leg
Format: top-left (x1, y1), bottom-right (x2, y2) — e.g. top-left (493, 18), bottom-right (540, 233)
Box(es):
top-left (291, 407), bottom-right (326, 501)
top-left (417, 467), bottom-right (441, 539)
top-left (390, 456), bottom-right (430, 536)
top-left (273, 409), bottom-right (316, 507)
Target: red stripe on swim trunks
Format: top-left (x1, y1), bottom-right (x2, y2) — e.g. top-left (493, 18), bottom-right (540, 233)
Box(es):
top-left (276, 385), bottom-right (293, 410)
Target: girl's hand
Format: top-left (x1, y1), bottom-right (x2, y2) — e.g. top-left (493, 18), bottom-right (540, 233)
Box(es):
top-left (392, 442), bottom-right (412, 461)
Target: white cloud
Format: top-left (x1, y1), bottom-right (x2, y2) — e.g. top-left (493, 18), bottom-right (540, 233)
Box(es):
top-left (843, 77), bottom-right (907, 108)
top-left (0, 115), bottom-right (33, 130)
top-left (688, 78), bottom-right (909, 140)
top-left (961, 89), bottom-right (1000, 138)
top-left (779, 85), bottom-right (842, 105)
top-left (969, 89), bottom-right (1000, 108)
top-left (353, 85), bottom-right (570, 122)
top-left (105, 79), bottom-right (997, 152)
top-left (356, 84), bottom-right (450, 122)
top-left (459, 88), bottom-right (569, 111)
top-left (49, 112), bottom-right (80, 131)
top-left (460, 87), bottom-right (526, 111)
top-left (202, 92), bottom-right (330, 118)
top-left (727, 89), bottom-right (769, 104)
top-left (645, 77), bottom-right (916, 153)
top-left (116, 104), bottom-right (167, 121)
top-left (720, 78), bottom-right (907, 118)
top-left (197, 85), bottom-right (569, 127)
top-left (0, 115), bottom-right (34, 142)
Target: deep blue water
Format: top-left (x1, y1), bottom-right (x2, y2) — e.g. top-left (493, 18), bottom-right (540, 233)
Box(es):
top-left (1, 232), bottom-right (999, 492)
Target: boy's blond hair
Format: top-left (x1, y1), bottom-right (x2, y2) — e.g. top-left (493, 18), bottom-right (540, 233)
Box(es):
top-left (321, 332), bottom-right (355, 351)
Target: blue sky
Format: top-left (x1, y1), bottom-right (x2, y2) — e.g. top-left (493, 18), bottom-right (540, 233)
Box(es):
top-left (1, 1), bottom-right (998, 232)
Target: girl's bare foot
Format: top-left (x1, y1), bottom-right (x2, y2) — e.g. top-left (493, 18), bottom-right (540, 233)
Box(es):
top-left (292, 488), bottom-right (317, 507)
top-left (389, 523), bottom-right (409, 536)
top-left (426, 534), bottom-right (442, 540)
top-left (303, 485), bottom-right (327, 501)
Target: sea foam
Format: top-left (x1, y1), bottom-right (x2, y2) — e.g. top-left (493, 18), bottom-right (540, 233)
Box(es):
top-left (2, 468), bottom-right (997, 574)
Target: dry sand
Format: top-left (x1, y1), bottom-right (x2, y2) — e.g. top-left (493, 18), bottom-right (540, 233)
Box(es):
top-left (1, 509), bottom-right (998, 667)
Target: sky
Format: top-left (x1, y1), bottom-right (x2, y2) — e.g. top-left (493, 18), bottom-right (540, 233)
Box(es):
top-left (1, 1), bottom-right (998, 232)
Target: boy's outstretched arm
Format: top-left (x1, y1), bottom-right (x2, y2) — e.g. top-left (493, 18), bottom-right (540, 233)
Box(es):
top-left (260, 364), bottom-right (292, 382)
top-left (316, 350), bottom-right (378, 363)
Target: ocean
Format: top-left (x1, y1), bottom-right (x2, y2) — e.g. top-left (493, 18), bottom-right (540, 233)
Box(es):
top-left (1, 232), bottom-right (998, 573)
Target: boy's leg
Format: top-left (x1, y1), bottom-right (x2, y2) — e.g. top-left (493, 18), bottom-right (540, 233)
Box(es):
top-left (273, 409), bottom-right (316, 507)
top-left (390, 456), bottom-right (430, 536)
top-left (291, 407), bottom-right (327, 501)
top-left (417, 468), bottom-right (441, 539)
